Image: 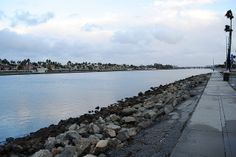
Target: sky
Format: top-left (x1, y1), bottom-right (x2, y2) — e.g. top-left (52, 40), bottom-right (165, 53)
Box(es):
top-left (0, 0), bottom-right (235, 66)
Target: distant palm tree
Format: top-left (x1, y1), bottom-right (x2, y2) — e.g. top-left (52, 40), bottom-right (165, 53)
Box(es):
top-left (26, 59), bottom-right (30, 71)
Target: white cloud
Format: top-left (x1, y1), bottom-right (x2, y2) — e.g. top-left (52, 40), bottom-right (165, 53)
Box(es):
top-left (11, 11), bottom-right (54, 26)
top-left (81, 23), bottom-right (102, 32)
top-left (154, 0), bottom-right (215, 8)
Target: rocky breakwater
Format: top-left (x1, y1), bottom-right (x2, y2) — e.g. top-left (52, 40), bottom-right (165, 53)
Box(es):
top-left (0, 73), bottom-right (210, 157)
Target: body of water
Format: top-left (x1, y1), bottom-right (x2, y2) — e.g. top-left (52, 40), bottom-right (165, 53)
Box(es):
top-left (0, 69), bottom-right (211, 141)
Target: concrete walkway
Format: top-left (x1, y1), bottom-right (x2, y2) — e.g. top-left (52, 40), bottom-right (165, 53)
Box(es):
top-left (171, 72), bottom-right (236, 157)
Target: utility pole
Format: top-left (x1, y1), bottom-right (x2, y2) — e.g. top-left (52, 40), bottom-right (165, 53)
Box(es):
top-left (225, 10), bottom-right (234, 71)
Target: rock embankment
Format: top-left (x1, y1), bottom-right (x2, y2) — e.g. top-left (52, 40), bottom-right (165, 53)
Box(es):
top-left (0, 73), bottom-right (210, 157)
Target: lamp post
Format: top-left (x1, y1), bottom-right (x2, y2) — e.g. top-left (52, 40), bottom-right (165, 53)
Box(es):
top-left (225, 10), bottom-right (234, 72)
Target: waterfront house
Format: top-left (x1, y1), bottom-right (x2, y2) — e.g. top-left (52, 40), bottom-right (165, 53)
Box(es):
top-left (36, 67), bottom-right (47, 73)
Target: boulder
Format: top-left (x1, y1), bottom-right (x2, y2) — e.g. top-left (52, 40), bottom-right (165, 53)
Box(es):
top-left (94, 140), bottom-right (109, 153)
top-left (83, 154), bottom-right (97, 157)
top-left (143, 101), bottom-right (155, 109)
top-left (68, 123), bottom-right (79, 130)
top-left (98, 153), bottom-right (107, 157)
top-left (108, 138), bottom-right (121, 148)
top-left (116, 129), bottom-right (129, 141)
top-left (89, 135), bottom-right (100, 145)
top-left (56, 130), bottom-right (81, 145)
top-left (172, 99), bottom-right (178, 107)
top-left (138, 120), bottom-right (152, 129)
top-left (77, 126), bottom-right (89, 136)
top-left (132, 103), bottom-right (142, 109)
top-left (94, 134), bottom-right (103, 139)
top-left (143, 110), bottom-right (157, 119)
top-left (182, 93), bottom-right (190, 100)
top-left (44, 137), bottom-right (56, 150)
top-left (155, 102), bottom-right (164, 108)
top-left (138, 107), bottom-right (146, 112)
top-left (164, 105), bottom-right (174, 114)
top-left (51, 148), bottom-right (61, 156)
top-left (55, 146), bottom-right (77, 157)
top-left (97, 117), bottom-right (105, 124)
top-left (164, 93), bottom-right (175, 105)
top-left (32, 149), bottom-right (52, 157)
top-left (122, 116), bottom-right (136, 123)
top-left (106, 124), bottom-right (121, 131)
top-left (105, 128), bottom-right (116, 137)
top-left (121, 107), bottom-right (137, 116)
top-left (110, 114), bottom-right (120, 122)
top-left (95, 140), bottom-right (109, 149)
top-left (146, 96), bottom-right (159, 103)
top-left (127, 128), bottom-right (137, 137)
top-left (89, 123), bottom-right (101, 134)
top-left (76, 138), bottom-right (91, 156)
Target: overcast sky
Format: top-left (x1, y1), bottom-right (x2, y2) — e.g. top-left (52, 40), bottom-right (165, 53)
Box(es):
top-left (0, 0), bottom-right (235, 66)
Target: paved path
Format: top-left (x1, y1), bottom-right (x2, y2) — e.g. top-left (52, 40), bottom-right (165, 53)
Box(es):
top-left (171, 72), bottom-right (236, 157)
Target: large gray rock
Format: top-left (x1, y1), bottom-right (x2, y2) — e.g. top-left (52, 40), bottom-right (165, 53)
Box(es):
top-left (56, 130), bottom-right (81, 145)
top-left (77, 126), bottom-right (89, 136)
top-left (138, 120), bottom-right (152, 129)
top-left (55, 146), bottom-right (77, 157)
top-left (122, 116), bottom-right (136, 123)
top-left (182, 93), bottom-right (190, 100)
top-left (137, 107), bottom-right (146, 112)
top-left (106, 124), bottom-right (121, 131)
top-left (97, 117), bottom-right (105, 124)
top-left (155, 102), bottom-right (164, 108)
top-left (98, 153), bottom-right (107, 157)
top-left (172, 98), bottom-right (178, 107)
top-left (132, 112), bottom-right (142, 118)
top-left (76, 138), bottom-right (91, 156)
top-left (117, 129), bottom-right (129, 141)
top-left (164, 105), bottom-right (174, 114)
top-left (89, 135), bottom-right (100, 145)
top-left (146, 96), bottom-right (159, 103)
top-left (94, 134), bottom-right (103, 139)
top-left (94, 140), bottom-right (109, 153)
top-left (143, 110), bottom-right (157, 119)
top-left (121, 107), bottom-right (137, 116)
top-left (110, 114), bottom-right (120, 122)
top-left (44, 137), bottom-right (56, 150)
top-left (132, 103), bottom-right (142, 109)
top-left (96, 140), bottom-right (109, 148)
top-left (83, 154), bottom-right (97, 157)
top-left (105, 128), bottom-right (116, 137)
top-left (127, 128), bottom-right (137, 136)
top-left (168, 85), bottom-right (178, 93)
top-left (68, 123), bottom-right (79, 130)
top-left (143, 101), bottom-right (155, 109)
top-left (164, 93), bottom-right (175, 105)
top-left (32, 149), bottom-right (52, 157)
top-left (108, 138), bottom-right (121, 148)
top-left (89, 123), bottom-right (101, 134)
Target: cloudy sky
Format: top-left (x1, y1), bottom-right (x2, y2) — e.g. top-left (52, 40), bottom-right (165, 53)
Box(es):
top-left (0, 0), bottom-right (235, 66)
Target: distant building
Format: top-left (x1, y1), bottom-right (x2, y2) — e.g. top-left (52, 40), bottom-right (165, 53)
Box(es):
top-left (36, 67), bottom-right (47, 73)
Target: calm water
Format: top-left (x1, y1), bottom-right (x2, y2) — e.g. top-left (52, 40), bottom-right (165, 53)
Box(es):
top-left (0, 69), bottom-right (211, 142)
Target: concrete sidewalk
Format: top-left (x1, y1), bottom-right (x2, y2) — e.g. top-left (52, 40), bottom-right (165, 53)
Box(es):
top-left (171, 72), bottom-right (236, 157)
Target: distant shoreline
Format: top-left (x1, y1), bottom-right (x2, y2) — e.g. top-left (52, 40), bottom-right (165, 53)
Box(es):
top-left (0, 68), bottom-right (209, 76)
top-left (0, 69), bottom-right (141, 76)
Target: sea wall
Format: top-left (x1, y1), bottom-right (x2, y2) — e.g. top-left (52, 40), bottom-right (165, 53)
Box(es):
top-left (0, 73), bottom-right (210, 157)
